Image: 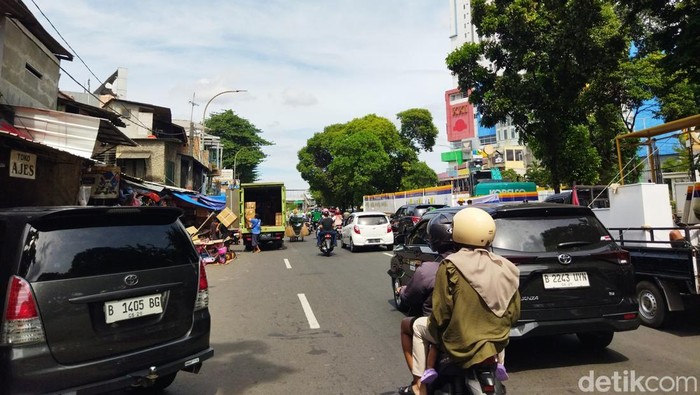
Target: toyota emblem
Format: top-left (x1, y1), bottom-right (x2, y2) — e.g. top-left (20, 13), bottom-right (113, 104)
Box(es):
top-left (123, 274), bottom-right (139, 287)
top-left (557, 254), bottom-right (572, 265)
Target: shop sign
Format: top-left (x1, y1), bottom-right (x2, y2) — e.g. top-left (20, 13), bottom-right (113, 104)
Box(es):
top-left (9, 150), bottom-right (36, 180)
top-left (81, 166), bottom-right (120, 199)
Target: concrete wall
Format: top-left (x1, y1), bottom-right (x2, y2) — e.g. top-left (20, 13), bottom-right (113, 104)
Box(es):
top-left (0, 18), bottom-right (61, 109)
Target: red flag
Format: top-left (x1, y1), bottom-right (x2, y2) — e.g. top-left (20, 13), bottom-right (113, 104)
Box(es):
top-left (571, 187), bottom-right (580, 206)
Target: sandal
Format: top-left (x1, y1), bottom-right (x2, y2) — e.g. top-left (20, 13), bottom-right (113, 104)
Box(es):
top-left (421, 368), bottom-right (438, 384)
top-left (398, 385), bottom-right (416, 395)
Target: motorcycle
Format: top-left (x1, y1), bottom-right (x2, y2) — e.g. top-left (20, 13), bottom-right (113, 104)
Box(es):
top-left (318, 231), bottom-right (335, 256)
top-left (288, 216), bottom-right (305, 242)
top-left (421, 355), bottom-right (505, 395)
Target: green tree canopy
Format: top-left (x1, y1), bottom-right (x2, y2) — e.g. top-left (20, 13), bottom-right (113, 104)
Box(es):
top-left (446, 0), bottom-right (633, 192)
top-left (204, 110), bottom-right (273, 183)
top-left (297, 111), bottom-right (438, 207)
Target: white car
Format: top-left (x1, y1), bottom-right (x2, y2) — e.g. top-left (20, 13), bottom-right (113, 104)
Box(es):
top-left (340, 211), bottom-right (394, 252)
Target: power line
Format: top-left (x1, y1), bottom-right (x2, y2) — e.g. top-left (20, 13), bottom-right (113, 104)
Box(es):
top-left (28, 0), bottom-right (104, 88)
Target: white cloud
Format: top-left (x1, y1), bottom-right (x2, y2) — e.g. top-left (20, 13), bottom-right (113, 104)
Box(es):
top-left (33, 0), bottom-right (453, 190)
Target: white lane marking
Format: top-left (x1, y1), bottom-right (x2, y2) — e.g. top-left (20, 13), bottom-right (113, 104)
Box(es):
top-left (383, 253), bottom-right (394, 257)
top-left (284, 258), bottom-right (292, 269)
top-left (297, 293), bottom-right (320, 329)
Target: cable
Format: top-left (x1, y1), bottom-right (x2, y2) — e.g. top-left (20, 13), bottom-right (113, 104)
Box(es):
top-left (28, 0), bottom-right (104, 88)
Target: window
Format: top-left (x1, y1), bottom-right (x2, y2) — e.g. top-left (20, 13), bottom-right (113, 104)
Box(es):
top-left (25, 63), bottom-right (42, 79)
top-left (492, 216), bottom-right (609, 253)
top-left (506, 149), bottom-right (514, 161)
top-left (406, 222), bottom-right (428, 246)
top-left (515, 150), bottom-right (524, 161)
top-left (511, 128), bottom-right (516, 139)
top-left (357, 215), bottom-right (388, 226)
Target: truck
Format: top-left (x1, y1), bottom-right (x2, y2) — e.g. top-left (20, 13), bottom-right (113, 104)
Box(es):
top-left (552, 182), bottom-right (700, 328)
top-left (239, 182), bottom-right (286, 250)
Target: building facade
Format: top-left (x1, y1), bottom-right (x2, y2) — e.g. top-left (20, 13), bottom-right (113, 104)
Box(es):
top-left (439, 0), bottom-right (529, 194)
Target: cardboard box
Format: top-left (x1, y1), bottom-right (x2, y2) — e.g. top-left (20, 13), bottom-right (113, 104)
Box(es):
top-left (245, 202), bottom-right (256, 209)
top-left (275, 212), bottom-right (283, 226)
top-left (217, 208), bottom-right (238, 228)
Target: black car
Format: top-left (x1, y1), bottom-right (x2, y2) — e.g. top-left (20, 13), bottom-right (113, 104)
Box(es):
top-left (390, 203), bottom-right (448, 244)
top-left (388, 203), bottom-right (640, 349)
top-left (0, 206), bottom-right (213, 394)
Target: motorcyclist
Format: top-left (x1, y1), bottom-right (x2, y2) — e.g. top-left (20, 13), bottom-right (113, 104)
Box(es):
top-left (397, 211), bottom-right (455, 395)
top-left (317, 209), bottom-right (336, 246)
top-left (412, 207), bottom-right (520, 394)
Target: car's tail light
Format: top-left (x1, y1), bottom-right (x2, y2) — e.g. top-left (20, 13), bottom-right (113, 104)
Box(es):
top-left (354, 225), bottom-right (361, 234)
top-left (194, 259), bottom-right (209, 311)
top-left (410, 216), bottom-right (421, 225)
top-left (599, 250), bottom-right (631, 265)
top-left (387, 224), bottom-right (392, 233)
top-left (1, 276), bottom-right (45, 345)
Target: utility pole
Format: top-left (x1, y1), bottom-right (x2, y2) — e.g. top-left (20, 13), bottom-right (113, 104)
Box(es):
top-left (188, 93), bottom-right (199, 142)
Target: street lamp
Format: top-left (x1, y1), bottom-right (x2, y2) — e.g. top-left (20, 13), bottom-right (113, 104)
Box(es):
top-left (201, 89), bottom-right (247, 125)
top-left (233, 147), bottom-right (249, 187)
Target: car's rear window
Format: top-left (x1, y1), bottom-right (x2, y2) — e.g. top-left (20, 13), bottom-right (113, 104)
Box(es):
top-left (357, 215), bottom-right (388, 225)
top-left (492, 215), bottom-right (610, 252)
top-left (414, 206), bottom-right (446, 217)
top-left (21, 223), bottom-right (198, 281)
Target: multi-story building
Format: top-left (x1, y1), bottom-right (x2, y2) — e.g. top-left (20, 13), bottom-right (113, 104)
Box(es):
top-left (0, 0), bottom-right (135, 207)
top-left (440, 0), bottom-right (529, 193)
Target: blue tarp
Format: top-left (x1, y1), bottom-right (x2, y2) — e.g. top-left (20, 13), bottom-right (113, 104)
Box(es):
top-left (173, 193), bottom-right (226, 211)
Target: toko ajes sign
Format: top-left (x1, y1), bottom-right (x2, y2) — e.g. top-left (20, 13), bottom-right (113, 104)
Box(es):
top-left (9, 150), bottom-right (36, 180)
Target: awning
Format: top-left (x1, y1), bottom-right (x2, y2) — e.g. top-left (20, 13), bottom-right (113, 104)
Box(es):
top-left (12, 106), bottom-right (136, 161)
top-left (117, 151), bottom-right (152, 159)
top-left (120, 173), bottom-right (196, 194)
top-left (0, 119), bottom-right (33, 140)
top-left (172, 193), bottom-right (226, 211)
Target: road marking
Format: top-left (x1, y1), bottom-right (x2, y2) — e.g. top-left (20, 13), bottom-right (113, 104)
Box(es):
top-left (383, 253), bottom-right (394, 257)
top-left (284, 258), bottom-right (292, 269)
top-left (297, 293), bottom-right (320, 329)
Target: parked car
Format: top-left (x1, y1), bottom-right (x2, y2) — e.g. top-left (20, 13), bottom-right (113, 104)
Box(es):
top-left (390, 203), bottom-right (448, 244)
top-left (388, 203), bottom-right (640, 349)
top-left (340, 211), bottom-right (394, 252)
top-left (0, 206), bottom-right (213, 394)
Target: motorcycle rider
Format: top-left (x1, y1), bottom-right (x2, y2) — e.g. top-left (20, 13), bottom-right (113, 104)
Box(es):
top-left (412, 207), bottom-right (520, 394)
top-left (317, 209), bottom-right (336, 246)
top-left (396, 211), bottom-right (455, 395)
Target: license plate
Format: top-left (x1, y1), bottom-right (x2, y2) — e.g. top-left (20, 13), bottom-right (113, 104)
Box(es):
top-left (542, 272), bottom-right (590, 289)
top-left (104, 294), bottom-right (163, 324)
top-left (367, 239), bottom-right (380, 243)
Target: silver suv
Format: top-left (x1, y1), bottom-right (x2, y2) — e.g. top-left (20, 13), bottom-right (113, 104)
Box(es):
top-left (0, 206), bottom-right (213, 394)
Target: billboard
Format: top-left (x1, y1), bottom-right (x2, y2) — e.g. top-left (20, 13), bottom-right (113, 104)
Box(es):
top-left (445, 88), bottom-right (475, 142)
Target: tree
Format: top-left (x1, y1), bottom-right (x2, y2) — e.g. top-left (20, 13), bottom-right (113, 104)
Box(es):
top-left (297, 112), bottom-right (438, 207)
top-left (204, 110), bottom-right (273, 183)
top-left (446, 0), bottom-right (631, 192)
top-left (525, 162), bottom-right (552, 188)
top-left (396, 109), bottom-right (439, 153)
top-left (499, 168), bottom-right (521, 182)
top-left (620, 0), bottom-right (700, 86)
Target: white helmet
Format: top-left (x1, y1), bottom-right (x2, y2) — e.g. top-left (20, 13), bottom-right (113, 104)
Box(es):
top-left (452, 207), bottom-right (495, 247)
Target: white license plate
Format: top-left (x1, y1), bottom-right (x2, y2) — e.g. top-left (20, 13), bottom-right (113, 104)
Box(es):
top-left (542, 272), bottom-right (590, 289)
top-left (104, 294), bottom-right (163, 324)
top-left (367, 239), bottom-right (380, 243)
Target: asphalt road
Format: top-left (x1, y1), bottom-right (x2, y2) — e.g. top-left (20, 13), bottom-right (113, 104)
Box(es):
top-left (130, 239), bottom-right (700, 395)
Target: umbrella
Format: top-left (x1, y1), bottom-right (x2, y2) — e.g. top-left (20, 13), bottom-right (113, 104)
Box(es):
top-left (142, 191), bottom-right (161, 202)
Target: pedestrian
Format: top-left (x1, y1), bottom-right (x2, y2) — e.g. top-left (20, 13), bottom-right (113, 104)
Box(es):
top-left (249, 213), bottom-right (262, 253)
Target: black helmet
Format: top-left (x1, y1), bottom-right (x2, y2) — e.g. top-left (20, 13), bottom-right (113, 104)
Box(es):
top-left (426, 212), bottom-right (455, 254)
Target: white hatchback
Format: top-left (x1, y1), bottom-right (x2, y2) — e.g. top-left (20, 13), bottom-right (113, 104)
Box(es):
top-left (340, 211), bottom-right (394, 252)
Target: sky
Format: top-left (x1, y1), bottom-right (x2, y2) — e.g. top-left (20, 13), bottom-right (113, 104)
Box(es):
top-left (30, 0), bottom-right (455, 190)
